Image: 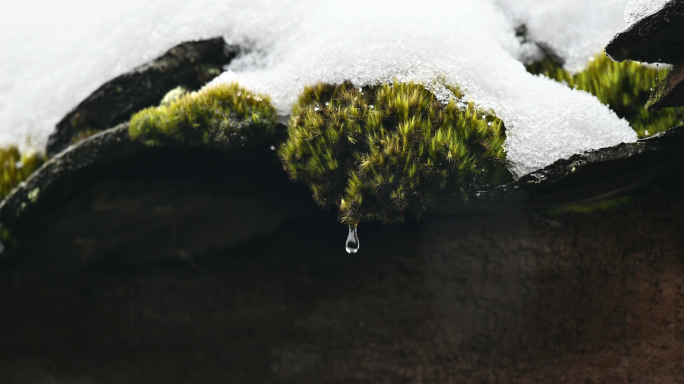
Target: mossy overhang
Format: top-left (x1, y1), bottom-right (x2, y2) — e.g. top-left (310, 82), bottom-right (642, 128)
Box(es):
top-left (4, 120), bottom-right (684, 242)
top-left (128, 83), bottom-right (280, 149)
top-left (46, 37), bottom-right (240, 157)
top-left (605, 0), bottom-right (684, 65)
top-left (279, 81), bottom-right (510, 226)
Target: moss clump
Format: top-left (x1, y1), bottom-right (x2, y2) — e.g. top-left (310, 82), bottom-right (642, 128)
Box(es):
top-left (0, 146), bottom-right (45, 200)
top-left (527, 54), bottom-right (684, 138)
top-left (550, 197), bottom-right (631, 215)
top-left (159, 86), bottom-right (189, 107)
top-left (129, 83), bottom-right (278, 148)
top-left (280, 81), bottom-right (512, 226)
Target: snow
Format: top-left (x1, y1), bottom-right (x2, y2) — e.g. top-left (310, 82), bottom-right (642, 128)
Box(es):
top-left (497, 0), bottom-right (630, 72)
top-left (624, 0), bottom-right (671, 26)
top-left (1, 0), bottom-right (637, 177)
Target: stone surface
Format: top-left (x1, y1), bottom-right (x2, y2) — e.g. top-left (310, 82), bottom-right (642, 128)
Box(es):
top-left (605, 0), bottom-right (684, 64)
top-left (437, 125), bottom-right (684, 213)
top-left (0, 125), bottom-right (141, 231)
top-left (0, 124), bottom-right (295, 268)
top-left (20, 180), bottom-right (284, 268)
top-left (7, 123), bottom-right (684, 244)
top-left (1, 120), bottom-right (684, 382)
top-left (46, 37), bottom-right (238, 157)
top-left (647, 59), bottom-right (684, 109)
top-left (1, 180), bottom-right (684, 383)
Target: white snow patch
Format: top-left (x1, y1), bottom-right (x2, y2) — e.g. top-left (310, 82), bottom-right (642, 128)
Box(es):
top-left (214, 0), bottom-right (636, 176)
top-left (624, 0), bottom-right (671, 26)
top-left (496, 0), bottom-right (630, 72)
top-left (1, 0), bottom-right (637, 176)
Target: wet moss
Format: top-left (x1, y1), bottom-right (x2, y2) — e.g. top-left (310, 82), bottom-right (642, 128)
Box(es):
top-left (0, 146), bottom-right (45, 200)
top-left (527, 54), bottom-right (684, 137)
top-left (129, 83), bottom-right (279, 148)
top-left (279, 81), bottom-right (512, 226)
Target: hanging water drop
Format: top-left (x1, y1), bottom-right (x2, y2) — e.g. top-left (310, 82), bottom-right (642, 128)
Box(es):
top-left (345, 225), bottom-right (359, 254)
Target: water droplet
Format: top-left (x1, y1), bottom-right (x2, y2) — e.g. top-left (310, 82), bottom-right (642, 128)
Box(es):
top-left (345, 226), bottom-right (359, 254)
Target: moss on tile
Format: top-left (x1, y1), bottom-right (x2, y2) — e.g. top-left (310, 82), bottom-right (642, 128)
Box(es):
top-left (280, 81), bottom-right (512, 226)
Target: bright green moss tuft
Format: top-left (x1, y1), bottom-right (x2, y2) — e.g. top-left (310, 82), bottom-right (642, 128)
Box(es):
top-left (129, 83), bottom-right (279, 148)
top-left (0, 146), bottom-right (45, 200)
top-left (528, 54), bottom-right (684, 138)
top-left (280, 81), bottom-right (512, 226)
top-left (159, 86), bottom-right (190, 107)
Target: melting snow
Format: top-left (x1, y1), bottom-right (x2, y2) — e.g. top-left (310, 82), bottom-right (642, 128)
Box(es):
top-left (624, 0), bottom-right (671, 26)
top-left (1, 0), bottom-right (637, 176)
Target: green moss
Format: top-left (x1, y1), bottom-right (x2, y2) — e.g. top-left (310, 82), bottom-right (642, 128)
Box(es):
top-left (527, 54), bottom-right (684, 138)
top-left (0, 146), bottom-right (45, 200)
top-left (159, 86), bottom-right (189, 107)
top-left (280, 81), bottom-right (512, 226)
top-left (550, 197), bottom-right (631, 214)
top-left (129, 83), bottom-right (279, 148)
top-left (27, 188), bottom-right (40, 203)
top-left (646, 79), bottom-right (670, 110)
top-left (200, 65), bottom-right (223, 79)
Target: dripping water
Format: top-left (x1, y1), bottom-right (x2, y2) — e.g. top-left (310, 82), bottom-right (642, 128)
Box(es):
top-left (345, 225), bottom-right (359, 254)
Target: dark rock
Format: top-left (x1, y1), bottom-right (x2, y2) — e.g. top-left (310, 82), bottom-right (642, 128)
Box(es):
top-left (605, 0), bottom-right (684, 64)
top-left (3, 118), bottom-right (684, 382)
top-left (2, 172), bottom-right (684, 382)
top-left (46, 37), bottom-right (238, 157)
top-left (8, 124), bottom-right (684, 250)
top-left (0, 125), bottom-right (142, 230)
top-left (0, 124), bottom-right (301, 269)
top-left (647, 59), bottom-right (684, 109)
top-left (435, 126), bottom-right (684, 212)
